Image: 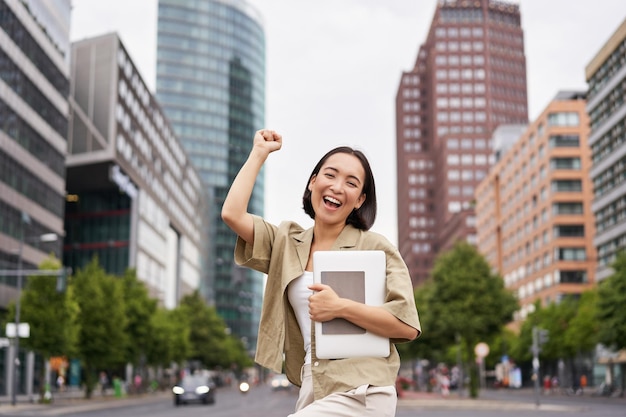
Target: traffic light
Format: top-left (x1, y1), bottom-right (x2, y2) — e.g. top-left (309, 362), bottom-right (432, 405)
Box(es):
top-left (538, 329), bottom-right (549, 346)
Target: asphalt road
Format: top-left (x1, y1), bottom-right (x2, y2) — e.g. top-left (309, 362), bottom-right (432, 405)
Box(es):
top-left (0, 385), bottom-right (624, 417)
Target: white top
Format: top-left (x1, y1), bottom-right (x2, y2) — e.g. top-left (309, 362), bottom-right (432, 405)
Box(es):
top-left (287, 271), bottom-right (313, 364)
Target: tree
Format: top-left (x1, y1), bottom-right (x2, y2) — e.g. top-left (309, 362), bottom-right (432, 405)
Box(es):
top-left (146, 307), bottom-right (190, 368)
top-left (72, 257), bottom-right (128, 398)
top-left (178, 291), bottom-right (250, 370)
top-left (596, 251), bottom-right (626, 350)
top-left (120, 269), bottom-right (157, 368)
top-left (596, 251), bottom-right (626, 392)
top-left (428, 241), bottom-right (518, 397)
top-left (12, 255), bottom-right (78, 400)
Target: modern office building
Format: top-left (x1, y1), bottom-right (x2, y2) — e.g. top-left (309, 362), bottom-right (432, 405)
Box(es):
top-left (395, 0), bottom-right (528, 286)
top-left (0, 0), bottom-right (71, 398)
top-left (156, 0), bottom-right (265, 352)
top-left (66, 33), bottom-right (205, 309)
top-left (476, 92), bottom-right (596, 322)
top-left (586, 18), bottom-right (626, 282)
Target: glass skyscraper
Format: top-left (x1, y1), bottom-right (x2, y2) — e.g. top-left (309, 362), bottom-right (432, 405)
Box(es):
top-left (156, 0), bottom-right (265, 353)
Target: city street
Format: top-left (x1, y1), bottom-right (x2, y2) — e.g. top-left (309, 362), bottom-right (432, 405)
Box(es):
top-left (0, 384), bottom-right (624, 417)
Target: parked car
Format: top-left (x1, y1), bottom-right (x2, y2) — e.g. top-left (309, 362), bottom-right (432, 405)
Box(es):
top-left (270, 374), bottom-right (292, 391)
top-left (172, 374), bottom-right (216, 406)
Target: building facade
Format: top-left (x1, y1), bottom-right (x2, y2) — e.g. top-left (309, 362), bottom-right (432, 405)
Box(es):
top-left (476, 92), bottom-right (596, 322)
top-left (0, 0), bottom-right (71, 397)
top-left (66, 33), bottom-right (205, 308)
top-left (586, 18), bottom-right (626, 282)
top-left (156, 0), bottom-right (265, 352)
top-left (395, 0), bottom-right (528, 286)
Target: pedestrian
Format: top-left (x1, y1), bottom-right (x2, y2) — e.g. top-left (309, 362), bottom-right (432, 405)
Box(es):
top-left (56, 374), bottom-right (65, 391)
top-left (580, 374), bottom-right (587, 394)
top-left (222, 129), bottom-right (421, 416)
top-left (99, 372), bottom-right (108, 396)
top-left (543, 375), bottom-right (551, 394)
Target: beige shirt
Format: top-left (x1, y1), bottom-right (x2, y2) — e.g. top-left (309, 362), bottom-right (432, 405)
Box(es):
top-left (234, 215), bottom-right (421, 401)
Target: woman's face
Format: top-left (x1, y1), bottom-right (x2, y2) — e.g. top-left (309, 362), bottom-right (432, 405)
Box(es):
top-left (308, 152), bottom-right (366, 227)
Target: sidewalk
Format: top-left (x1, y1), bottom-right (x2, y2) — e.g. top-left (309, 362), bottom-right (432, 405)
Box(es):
top-left (396, 388), bottom-right (589, 412)
top-left (0, 388), bottom-right (171, 416)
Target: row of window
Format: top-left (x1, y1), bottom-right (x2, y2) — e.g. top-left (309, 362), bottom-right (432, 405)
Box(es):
top-left (597, 232), bottom-right (626, 268)
top-left (591, 115), bottom-right (625, 165)
top-left (595, 192), bottom-right (626, 234)
top-left (514, 269), bottom-right (588, 301)
top-left (437, 96), bottom-right (486, 108)
top-left (447, 154), bottom-right (489, 165)
top-left (447, 169), bottom-right (487, 181)
top-left (0, 100), bottom-right (66, 177)
top-left (502, 201), bottom-right (586, 254)
top-left (589, 77), bottom-right (626, 131)
top-left (435, 54), bottom-right (484, 66)
top-left (0, 200), bottom-right (59, 254)
top-left (0, 149), bottom-right (65, 217)
top-left (436, 68), bottom-right (485, 80)
top-left (592, 154), bottom-right (626, 198)
top-left (435, 26), bottom-right (484, 38)
top-left (0, 1), bottom-right (70, 96)
top-left (436, 82), bottom-right (486, 94)
top-left (587, 37), bottom-right (626, 100)
top-left (0, 48), bottom-right (68, 137)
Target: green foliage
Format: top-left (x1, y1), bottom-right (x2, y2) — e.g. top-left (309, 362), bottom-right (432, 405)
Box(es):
top-left (596, 251), bottom-right (626, 350)
top-left (120, 269), bottom-right (157, 365)
top-left (565, 289), bottom-right (599, 353)
top-left (180, 291), bottom-right (231, 368)
top-left (72, 257), bottom-right (129, 397)
top-left (427, 242), bottom-right (518, 397)
top-left (15, 255), bottom-right (78, 358)
top-left (429, 242), bottom-right (518, 346)
top-left (146, 307), bottom-right (191, 367)
top-left (511, 292), bottom-right (599, 364)
top-left (13, 255), bottom-right (247, 397)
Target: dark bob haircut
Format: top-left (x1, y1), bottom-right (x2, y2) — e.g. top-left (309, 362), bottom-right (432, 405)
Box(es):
top-left (302, 146), bottom-right (377, 231)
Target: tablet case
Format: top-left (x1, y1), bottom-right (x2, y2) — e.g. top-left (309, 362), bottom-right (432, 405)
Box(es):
top-left (313, 250), bottom-right (390, 359)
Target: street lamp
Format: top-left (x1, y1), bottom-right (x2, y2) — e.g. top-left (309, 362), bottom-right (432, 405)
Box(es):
top-left (11, 212), bottom-right (58, 406)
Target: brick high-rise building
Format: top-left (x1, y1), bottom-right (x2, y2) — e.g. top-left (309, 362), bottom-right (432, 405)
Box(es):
top-left (476, 92), bottom-right (596, 323)
top-left (396, 0), bottom-right (528, 286)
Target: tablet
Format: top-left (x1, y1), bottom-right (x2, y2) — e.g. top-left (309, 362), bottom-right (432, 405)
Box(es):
top-left (312, 250), bottom-right (390, 359)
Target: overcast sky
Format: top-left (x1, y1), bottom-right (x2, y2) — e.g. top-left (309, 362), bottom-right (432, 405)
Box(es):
top-left (70, 0), bottom-right (625, 244)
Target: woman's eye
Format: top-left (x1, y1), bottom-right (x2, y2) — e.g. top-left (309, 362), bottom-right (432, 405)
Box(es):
top-left (324, 173), bottom-right (334, 178)
top-left (347, 182), bottom-right (357, 187)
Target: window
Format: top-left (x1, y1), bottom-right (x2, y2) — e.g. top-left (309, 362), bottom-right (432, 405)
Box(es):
top-left (549, 135), bottom-right (580, 148)
top-left (559, 270), bottom-right (587, 284)
top-left (550, 157), bottom-right (581, 170)
top-left (554, 225), bottom-right (585, 237)
top-left (555, 247), bottom-right (586, 261)
top-left (547, 112), bottom-right (580, 127)
top-left (552, 202), bottom-right (583, 215)
top-left (551, 180), bottom-right (582, 192)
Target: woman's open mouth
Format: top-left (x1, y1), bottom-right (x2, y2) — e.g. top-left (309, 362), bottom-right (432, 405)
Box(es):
top-left (323, 196), bottom-right (342, 209)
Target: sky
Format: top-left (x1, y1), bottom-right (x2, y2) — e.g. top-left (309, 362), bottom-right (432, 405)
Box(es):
top-left (70, 0), bottom-right (626, 244)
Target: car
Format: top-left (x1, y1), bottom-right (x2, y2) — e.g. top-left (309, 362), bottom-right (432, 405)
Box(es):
top-left (270, 374), bottom-right (292, 391)
top-left (172, 373), bottom-right (216, 406)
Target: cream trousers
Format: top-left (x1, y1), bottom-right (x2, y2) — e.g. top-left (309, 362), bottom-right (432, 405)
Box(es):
top-left (288, 364), bottom-right (397, 417)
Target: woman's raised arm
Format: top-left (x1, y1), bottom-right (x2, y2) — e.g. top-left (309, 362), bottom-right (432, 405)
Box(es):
top-left (221, 129), bottom-right (282, 244)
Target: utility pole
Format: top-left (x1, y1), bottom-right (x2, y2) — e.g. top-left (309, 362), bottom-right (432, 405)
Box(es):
top-left (531, 326), bottom-right (549, 407)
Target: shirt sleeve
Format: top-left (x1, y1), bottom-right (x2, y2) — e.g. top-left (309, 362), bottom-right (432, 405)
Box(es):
top-left (381, 245), bottom-right (422, 343)
top-left (233, 215), bottom-right (277, 274)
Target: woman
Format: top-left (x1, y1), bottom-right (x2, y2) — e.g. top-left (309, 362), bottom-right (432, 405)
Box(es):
top-left (222, 129), bottom-right (421, 416)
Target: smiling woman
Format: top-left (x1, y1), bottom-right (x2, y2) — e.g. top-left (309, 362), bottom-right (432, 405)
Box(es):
top-left (221, 129), bottom-right (420, 417)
